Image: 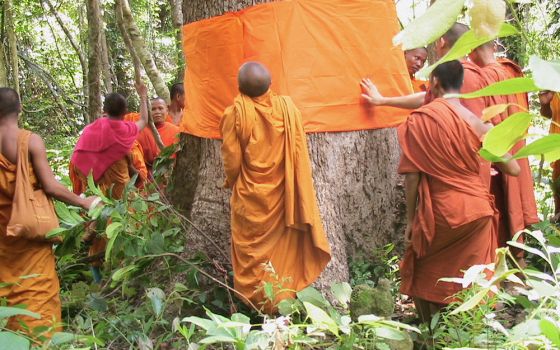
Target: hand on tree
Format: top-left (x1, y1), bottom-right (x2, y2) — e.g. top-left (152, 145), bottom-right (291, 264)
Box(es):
top-left (360, 78), bottom-right (386, 106)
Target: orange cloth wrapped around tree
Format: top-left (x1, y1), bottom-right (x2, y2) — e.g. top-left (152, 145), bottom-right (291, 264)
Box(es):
top-left (398, 99), bottom-right (497, 304)
top-left (182, 0), bottom-right (412, 138)
top-left (480, 62), bottom-right (539, 247)
top-left (220, 91), bottom-right (331, 310)
top-left (0, 133), bottom-right (61, 332)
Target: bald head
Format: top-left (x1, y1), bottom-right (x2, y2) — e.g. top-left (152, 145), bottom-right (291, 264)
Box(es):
top-left (0, 88), bottom-right (21, 118)
top-left (238, 62), bottom-right (271, 98)
top-left (442, 22), bottom-right (470, 48)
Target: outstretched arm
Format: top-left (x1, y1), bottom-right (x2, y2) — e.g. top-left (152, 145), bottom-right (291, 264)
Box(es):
top-left (494, 154), bottom-right (520, 177)
top-left (361, 78), bottom-right (425, 109)
top-left (135, 82), bottom-right (149, 131)
top-left (29, 133), bottom-right (97, 210)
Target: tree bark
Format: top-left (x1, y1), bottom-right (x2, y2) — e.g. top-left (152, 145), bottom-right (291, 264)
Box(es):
top-left (99, 4), bottom-right (114, 93)
top-left (172, 0), bottom-right (406, 293)
top-left (86, 0), bottom-right (103, 122)
top-left (0, 40), bottom-right (8, 87)
top-left (4, 0), bottom-right (20, 95)
top-left (169, 0), bottom-right (184, 81)
top-left (116, 0), bottom-right (170, 103)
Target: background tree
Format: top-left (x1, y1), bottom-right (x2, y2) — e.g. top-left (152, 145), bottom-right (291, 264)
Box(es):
top-left (171, 0), bottom-right (407, 290)
top-left (86, 0), bottom-right (103, 122)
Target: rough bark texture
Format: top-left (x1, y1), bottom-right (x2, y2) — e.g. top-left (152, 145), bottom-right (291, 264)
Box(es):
top-left (117, 0), bottom-right (170, 103)
top-left (99, 6), bottom-right (114, 94)
top-left (172, 0), bottom-right (406, 291)
top-left (86, 0), bottom-right (103, 122)
top-left (0, 40), bottom-right (8, 87)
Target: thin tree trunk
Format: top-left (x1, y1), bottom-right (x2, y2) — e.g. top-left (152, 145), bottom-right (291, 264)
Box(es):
top-left (99, 5), bottom-right (114, 93)
top-left (115, 2), bottom-right (165, 150)
top-left (0, 41), bottom-right (8, 86)
top-left (116, 0), bottom-right (170, 103)
top-left (172, 0), bottom-right (406, 295)
top-left (4, 0), bottom-right (20, 95)
top-left (86, 0), bottom-right (103, 122)
top-left (169, 0), bottom-right (184, 80)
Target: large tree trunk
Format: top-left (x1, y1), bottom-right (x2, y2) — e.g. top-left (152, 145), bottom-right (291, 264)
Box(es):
top-left (86, 0), bottom-right (103, 122)
top-left (116, 0), bottom-right (170, 103)
top-left (172, 0), bottom-right (406, 292)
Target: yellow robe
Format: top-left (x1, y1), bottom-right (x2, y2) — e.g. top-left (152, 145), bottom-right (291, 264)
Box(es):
top-left (0, 133), bottom-right (61, 333)
top-left (220, 91), bottom-right (331, 311)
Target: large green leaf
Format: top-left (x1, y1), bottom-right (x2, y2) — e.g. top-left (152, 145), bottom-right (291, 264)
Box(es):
top-left (540, 319), bottom-right (560, 347)
top-left (0, 306), bottom-right (40, 319)
top-left (146, 288), bottom-right (166, 317)
top-left (303, 302), bottom-right (339, 336)
top-left (418, 23), bottom-right (518, 78)
top-left (49, 332), bottom-right (77, 345)
top-left (393, 0), bottom-right (465, 50)
top-left (513, 134), bottom-right (560, 162)
top-left (0, 332), bottom-right (30, 350)
top-left (296, 287), bottom-right (329, 308)
top-left (452, 77), bottom-right (539, 99)
top-left (111, 264), bottom-right (137, 282)
top-left (481, 112), bottom-right (532, 157)
top-left (449, 288), bottom-right (490, 314)
top-left (330, 282), bottom-right (352, 308)
top-left (470, 0), bottom-right (506, 37)
top-left (529, 56), bottom-right (560, 92)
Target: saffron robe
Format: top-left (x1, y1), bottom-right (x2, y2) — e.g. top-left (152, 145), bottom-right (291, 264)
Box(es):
top-left (481, 62), bottom-right (539, 246)
top-left (398, 99), bottom-right (497, 304)
top-left (548, 93), bottom-right (560, 213)
top-left (0, 131), bottom-right (61, 332)
top-left (136, 122), bottom-right (180, 169)
top-left (220, 91), bottom-right (331, 310)
top-left (411, 77), bottom-right (428, 93)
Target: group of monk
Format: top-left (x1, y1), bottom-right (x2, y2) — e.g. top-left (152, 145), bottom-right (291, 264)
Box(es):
top-left (0, 18), bottom-right (555, 339)
top-left (362, 22), bottom-right (541, 320)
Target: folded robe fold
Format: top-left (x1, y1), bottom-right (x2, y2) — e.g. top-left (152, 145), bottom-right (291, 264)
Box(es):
top-left (220, 91), bottom-right (331, 310)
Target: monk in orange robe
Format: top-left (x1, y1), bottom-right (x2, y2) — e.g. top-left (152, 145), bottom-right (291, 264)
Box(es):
top-left (220, 62), bottom-right (331, 311)
top-left (169, 83), bottom-right (185, 125)
top-left (0, 88), bottom-right (97, 333)
top-left (398, 61), bottom-right (520, 321)
top-left (70, 84), bottom-right (149, 278)
top-left (539, 91), bottom-right (560, 214)
top-left (135, 98), bottom-right (180, 173)
top-left (469, 43), bottom-right (539, 249)
top-left (404, 47), bottom-right (429, 93)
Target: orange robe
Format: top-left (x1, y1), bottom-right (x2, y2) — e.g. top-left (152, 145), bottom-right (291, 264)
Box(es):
top-left (220, 91), bottom-right (331, 310)
top-left (548, 93), bottom-right (560, 213)
top-left (130, 141), bottom-right (148, 186)
top-left (398, 99), bottom-right (497, 304)
top-left (0, 131), bottom-right (61, 332)
top-left (136, 122), bottom-right (180, 169)
top-left (70, 159), bottom-right (130, 265)
top-left (411, 77), bottom-right (428, 93)
top-left (481, 62), bottom-right (539, 247)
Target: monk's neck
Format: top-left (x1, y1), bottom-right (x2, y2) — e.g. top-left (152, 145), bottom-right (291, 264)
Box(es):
top-left (0, 114), bottom-right (19, 128)
top-left (155, 121), bottom-right (165, 129)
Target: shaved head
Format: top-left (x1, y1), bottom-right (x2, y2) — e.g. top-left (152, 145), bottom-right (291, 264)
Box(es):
top-left (238, 62), bottom-right (271, 98)
top-left (103, 93), bottom-right (127, 118)
top-left (442, 22), bottom-right (470, 48)
top-left (0, 88), bottom-right (21, 117)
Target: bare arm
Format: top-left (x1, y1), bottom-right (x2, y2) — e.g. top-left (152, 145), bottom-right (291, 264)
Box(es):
top-left (539, 91), bottom-right (554, 119)
top-left (404, 172), bottom-right (420, 245)
top-left (29, 134), bottom-right (97, 209)
top-left (494, 153), bottom-right (520, 177)
top-left (361, 78), bottom-right (425, 109)
top-left (135, 82), bottom-right (149, 131)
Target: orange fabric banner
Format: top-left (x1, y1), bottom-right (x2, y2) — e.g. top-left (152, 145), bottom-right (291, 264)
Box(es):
top-left (181, 0), bottom-right (413, 139)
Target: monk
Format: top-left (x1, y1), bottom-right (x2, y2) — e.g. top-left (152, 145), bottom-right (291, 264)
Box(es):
top-left (404, 47), bottom-right (429, 92)
top-left (362, 23), bottom-right (487, 118)
top-left (539, 90), bottom-right (560, 215)
top-left (0, 88), bottom-right (97, 333)
top-left (469, 42), bottom-right (539, 249)
top-left (220, 62), bottom-right (331, 312)
top-left (136, 98), bottom-right (181, 173)
top-left (398, 61), bottom-right (520, 321)
top-left (70, 83), bottom-right (149, 280)
top-left (169, 83), bottom-right (185, 125)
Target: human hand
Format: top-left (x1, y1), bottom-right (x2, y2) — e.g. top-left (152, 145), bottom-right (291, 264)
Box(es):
top-left (82, 196), bottom-right (102, 211)
top-left (538, 90), bottom-right (554, 105)
top-left (360, 78), bottom-right (386, 106)
top-left (135, 82), bottom-right (148, 97)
